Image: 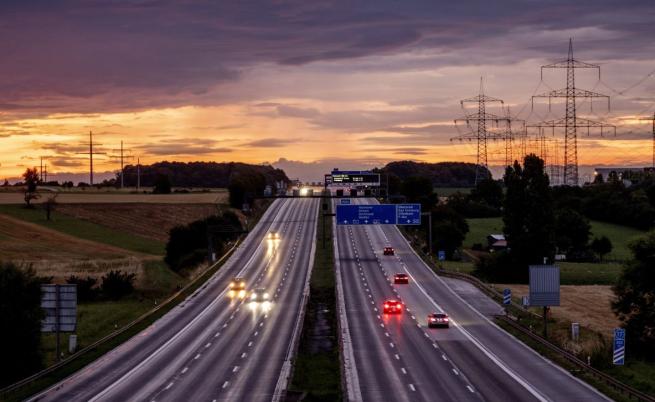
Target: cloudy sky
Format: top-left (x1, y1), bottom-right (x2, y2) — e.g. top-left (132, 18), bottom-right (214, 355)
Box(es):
top-left (1, 0), bottom-right (654, 182)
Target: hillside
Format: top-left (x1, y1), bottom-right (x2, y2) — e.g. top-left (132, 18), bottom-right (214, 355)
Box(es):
top-left (120, 161), bottom-right (289, 188)
top-left (379, 161), bottom-right (484, 187)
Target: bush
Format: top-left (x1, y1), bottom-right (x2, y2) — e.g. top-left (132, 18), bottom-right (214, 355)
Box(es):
top-left (153, 173), bottom-right (172, 194)
top-left (66, 275), bottom-right (99, 302)
top-left (474, 251), bottom-right (528, 283)
top-left (100, 270), bottom-right (135, 300)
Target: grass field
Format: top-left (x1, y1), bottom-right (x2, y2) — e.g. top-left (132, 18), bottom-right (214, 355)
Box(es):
top-left (435, 187), bottom-right (472, 196)
top-left (0, 190), bottom-right (227, 204)
top-left (0, 205), bottom-right (165, 255)
top-left (465, 217), bottom-right (646, 262)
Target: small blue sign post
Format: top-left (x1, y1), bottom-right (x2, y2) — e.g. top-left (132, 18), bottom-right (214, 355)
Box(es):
top-left (613, 328), bottom-right (625, 365)
top-left (438, 250), bottom-right (446, 261)
top-left (503, 288), bottom-right (511, 305)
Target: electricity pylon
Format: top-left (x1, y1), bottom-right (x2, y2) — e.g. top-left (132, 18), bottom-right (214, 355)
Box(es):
top-left (528, 39), bottom-right (615, 186)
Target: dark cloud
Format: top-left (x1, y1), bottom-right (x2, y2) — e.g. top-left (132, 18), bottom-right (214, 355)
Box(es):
top-left (0, 0), bottom-right (653, 117)
top-left (133, 138), bottom-right (233, 156)
top-left (244, 138), bottom-right (296, 148)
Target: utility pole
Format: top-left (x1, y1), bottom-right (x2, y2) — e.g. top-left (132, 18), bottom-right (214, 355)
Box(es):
top-left (40, 157), bottom-right (44, 182)
top-left (137, 157), bottom-right (141, 191)
top-left (528, 39), bottom-right (615, 186)
top-left (108, 141), bottom-right (133, 189)
top-left (75, 131), bottom-right (105, 185)
top-left (639, 112), bottom-right (655, 169)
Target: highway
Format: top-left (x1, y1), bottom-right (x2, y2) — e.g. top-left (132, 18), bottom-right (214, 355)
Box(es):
top-left (30, 198), bottom-right (318, 402)
top-left (334, 198), bottom-right (610, 402)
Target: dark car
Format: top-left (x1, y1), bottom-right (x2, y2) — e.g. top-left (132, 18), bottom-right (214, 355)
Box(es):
top-left (383, 299), bottom-right (402, 314)
top-left (383, 247), bottom-right (395, 256)
top-left (393, 273), bottom-right (409, 284)
top-left (427, 313), bottom-right (450, 328)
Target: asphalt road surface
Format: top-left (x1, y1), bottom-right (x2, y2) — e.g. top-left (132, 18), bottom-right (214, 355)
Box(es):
top-left (334, 198), bottom-right (610, 402)
top-left (30, 198), bottom-right (318, 402)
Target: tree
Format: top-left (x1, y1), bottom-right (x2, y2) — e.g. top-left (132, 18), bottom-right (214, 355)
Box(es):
top-left (429, 206), bottom-right (469, 259)
top-left (0, 262), bottom-right (44, 386)
top-left (501, 154), bottom-right (555, 282)
top-left (470, 178), bottom-right (503, 209)
top-left (22, 168), bottom-right (40, 208)
top-left (400, 176), bottom-right (437, 210)
top-left (153, 174), bottom-right (172, 194)
top-left (590, 236), bottom-right (613, 261)
top-left (101, 270), bottom-right (136, 299)
top-left (612, 232), bottom-right (655, 360)
top-left (554, 208), bottom-right (590, 254)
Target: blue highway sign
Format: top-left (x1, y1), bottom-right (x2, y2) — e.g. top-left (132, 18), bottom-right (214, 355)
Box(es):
top-left (336, 204), bottom-right (421, 225)
top-left (613, 328), bottom-right (625, 365)
top-left (340, 199), bottom-right (351, 205)
top-left (503, 288), bottom-right (511, 305)
top-left (438, 250), bottom-right (446, 261)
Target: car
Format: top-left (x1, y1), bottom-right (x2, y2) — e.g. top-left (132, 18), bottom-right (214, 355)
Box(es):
top-left (383, 299), bottom-right (402, 314)
top-left (268, 231), bottom-right (280, 240)
top-left (229, 277), bottom-right (246, 290)
top-left (250, 288), bottom-right (270, 303)
top-left (393, 273), bottom-right (409, 284)
top-left (427, 313), bottom-right (450, 328)
top-left (228, 277), bottom-right (246, 298)
top-left (383, 247), bottom-right (395, 256)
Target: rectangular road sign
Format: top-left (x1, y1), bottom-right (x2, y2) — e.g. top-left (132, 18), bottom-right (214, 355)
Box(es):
top-left (336, 204), bottom-right (421, 225)
top-left (438, 250), bottom-right (446, 261)
top-left (503, 288), bottom-right (511, 305)
top-left (396, 204), bottom-right (421, 225)
top-left (613, 328), bottom-right (625, 365)
top-left (41, 284), bottom-right (77, 333)
top-left (529, 265), bottom-right (560, 306)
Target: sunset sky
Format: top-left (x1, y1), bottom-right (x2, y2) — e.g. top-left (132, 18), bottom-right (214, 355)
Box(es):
top-left (1, 0), bottom-right (654, 182)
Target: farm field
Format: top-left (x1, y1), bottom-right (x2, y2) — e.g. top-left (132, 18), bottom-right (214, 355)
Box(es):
top-left (56, 203), bottom-right (221, 242)
top-left (0, 205), bottom-right (165, 255)
top-left (0, 190), bottom-right (227, 204)
top-left (496, 284), bottom-right (619, 336)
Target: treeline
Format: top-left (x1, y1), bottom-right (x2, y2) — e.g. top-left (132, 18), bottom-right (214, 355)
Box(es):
top-left (120, 161), bottom-right (289, 189)
top-left (376, 161), bottom-right (486, 189)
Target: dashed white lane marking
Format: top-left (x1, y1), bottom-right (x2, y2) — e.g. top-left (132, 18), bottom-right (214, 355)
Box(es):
top-left (194, 354), bottom-right (201, 360)
top-left (395, 354), bottom-right (400, 360)
top-left (205, 342), bottom-right (211, 348)
top-left (214, 332), bottom-right (220, 338)
top-left (165, 382), bottom-right (173, 390)
top-left (380, 323), bottom-right (385, 328)
top-left (452, 369), bottom-right (459, 375)
top-left (248, 341), bottom-right (253, 347)
top-left (241, 352), bottom-right (247, 358)
top-left (181, 367), bottom-right (188, 374)
top-left (411, 315), bottom-right (416, 320)
top-left (409, 384), bottom-right (416, 392)
top-left (401, 368), bottom-right (407, 375)
top-left (222, 381), bottom-right (229, 389)
top-left (233, 366), bottom-right (240, 373)
top-left (389, 342), bottom-right (395, 348)
top-left (467, 386), bottom-right (475, 393)
top-left (442, 354), bottom-right (448, 361)
top-left (254, 331), bottom-right (259, 336)
top-left (222, 323), bottom-right (228, 328)
top-left (385, 332), bottom-right (390, 337)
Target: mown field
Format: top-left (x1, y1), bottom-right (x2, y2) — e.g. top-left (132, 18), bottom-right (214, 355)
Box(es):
top-left (0, 190), bottom-right (227, 204)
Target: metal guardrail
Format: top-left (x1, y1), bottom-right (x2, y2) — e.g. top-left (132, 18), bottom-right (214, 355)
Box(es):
top-left (497, 315), bottom-right (655, 402)
top-left (0, 239), bottom-right (240, 398)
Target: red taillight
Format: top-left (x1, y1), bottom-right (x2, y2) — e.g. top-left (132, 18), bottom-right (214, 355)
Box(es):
top-left (384, 304), bottom-right (389, 308)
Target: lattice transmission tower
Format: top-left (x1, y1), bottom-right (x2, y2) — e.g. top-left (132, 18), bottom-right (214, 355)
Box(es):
top-left (528, 39), bottom-right (615, 186)
top-left (452, 78), bottom-right (519, 184)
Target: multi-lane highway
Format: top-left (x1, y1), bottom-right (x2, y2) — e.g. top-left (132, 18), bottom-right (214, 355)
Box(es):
top-left (30, 198), bottom-right (318, 402)
top-left (334, 198), bottom-right (610, 402)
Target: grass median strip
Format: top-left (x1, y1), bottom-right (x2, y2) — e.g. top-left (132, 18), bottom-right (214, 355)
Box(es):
top-left (287, 202), bottom-right (341, 402)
